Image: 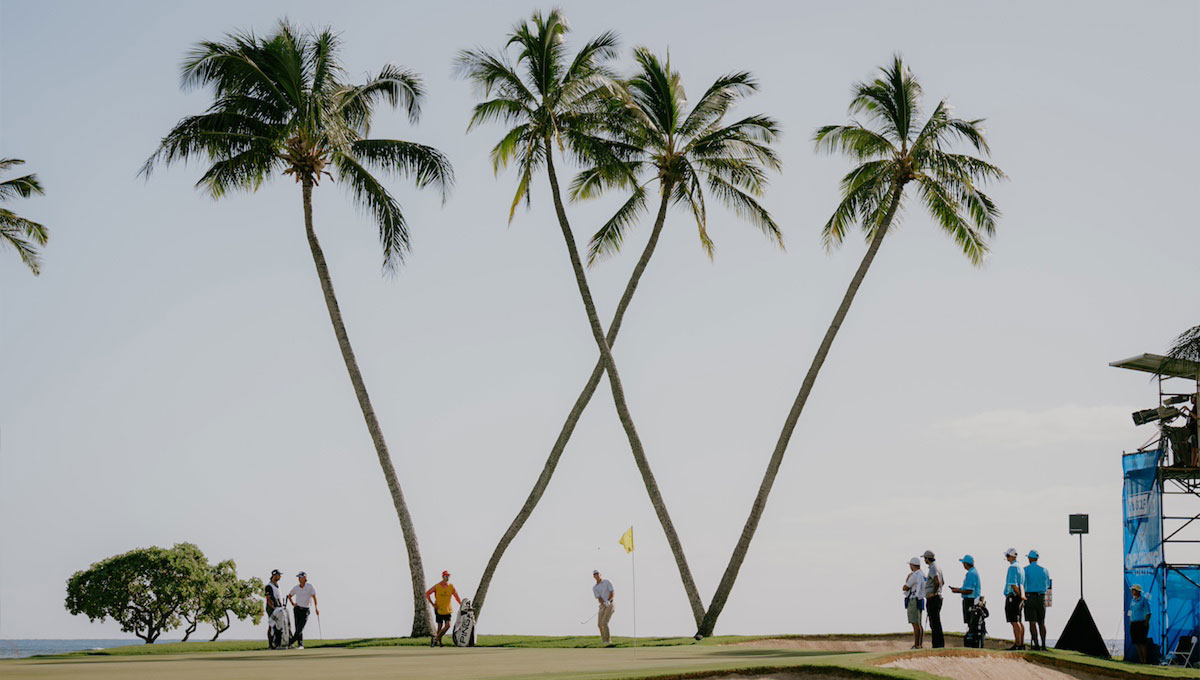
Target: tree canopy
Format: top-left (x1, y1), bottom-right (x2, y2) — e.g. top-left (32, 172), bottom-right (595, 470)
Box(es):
top-left (66, 543), bottom-right (261, 643)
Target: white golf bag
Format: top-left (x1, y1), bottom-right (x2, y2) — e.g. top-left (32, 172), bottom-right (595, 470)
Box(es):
top-left (452, 598), bottom-right (476, 647)
top-left (269, 605), bottom-right (292, 649)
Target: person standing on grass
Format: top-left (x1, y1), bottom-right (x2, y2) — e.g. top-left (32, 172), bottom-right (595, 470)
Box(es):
top-left (949, 555), bottom-right (981, 630)
top-left (923, 550), bottom-right (945, 648)
top-left (1129, 584), bottom-right (1151, 663)
top-left (425, 571), bottom-right (461, 647)
top-left (1023, 550), bottom-right (1050, 651)
top-left (265, 569), bottom-right (285, 649)
top-left (1003, 548), bottom-right (1026, 650)
top-left (288, 571), bottom-right (319, 649)
top-left (902, 557), bottom-right (926, 648)
top-left (592, 570), bottom-right (615, 645)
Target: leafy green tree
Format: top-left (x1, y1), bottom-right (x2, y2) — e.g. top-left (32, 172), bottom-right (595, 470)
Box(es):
top-left (0, 158), bottom-right (48, 275)
top-left (469, 45), bottom-right (781, 625)
top-left (141, 21), bottom-right (452, 637)
top-left (697, 55), bottom-right (1005, 637)
top-left (65, 543), bottom-right (209, 643)
top-left (457, 10), bottom-right (706, 625)
top-left (195, 560), bottom-right (263, 642)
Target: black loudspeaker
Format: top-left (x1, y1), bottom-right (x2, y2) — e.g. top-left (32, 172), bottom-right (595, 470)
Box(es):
top-left (1069, 514), bottom-right (1089, 535)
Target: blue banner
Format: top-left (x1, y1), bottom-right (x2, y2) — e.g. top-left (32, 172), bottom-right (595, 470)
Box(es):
top-left (1123, 449), bottom-right (1163, 661)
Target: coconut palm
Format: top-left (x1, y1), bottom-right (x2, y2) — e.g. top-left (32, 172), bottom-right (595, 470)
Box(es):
top-left (697, 55), bottom-right (1005, 637)
top-left (141, 21), bottom-right (453, 638)
top-left (457, 11), bottom-right (706, 625)
top-left (0, 159), bottom-right (48, 275)
top-left (1166, 326), bottom-right (1200, 364)
top-left (470, 46), bottom-right (781, 625)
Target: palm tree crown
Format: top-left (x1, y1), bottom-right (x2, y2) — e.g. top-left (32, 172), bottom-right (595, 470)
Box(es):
top-left (456, 8), bottom-right (624, 221)
top-left (814, 54), bottom-right (1004, 264)
top-left (575, 48), bottom-right (782, 262)
top-left (1, 158), bottom-right (48, 275)
top-left (141, 20), bottom-right (453, 270)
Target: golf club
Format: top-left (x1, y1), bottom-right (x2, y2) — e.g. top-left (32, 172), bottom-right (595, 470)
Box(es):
top-left (317, 611), bottom-right (323, 640)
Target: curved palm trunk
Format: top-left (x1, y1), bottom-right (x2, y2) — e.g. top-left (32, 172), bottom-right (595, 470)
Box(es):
top-left (473, 185), bottom-right (675, 620)
top-left (697, 189), bottom-right (903, 637)
top-left (542, 148), bottom-right (706, 627)
top-left (301, 178), bottom-right (432, 639)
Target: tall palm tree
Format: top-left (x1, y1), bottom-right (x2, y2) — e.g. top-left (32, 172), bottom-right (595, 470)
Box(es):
top-left (456, 10), bottom-right (706, 625)
top-left (141, 21), bottom-right (453, 638)
top-left (697, 55), bottom-right (1005, 637)
top-left (0, 159), bottom-right (48, 275)
top-left (469, 46), bottom-right (782, 624)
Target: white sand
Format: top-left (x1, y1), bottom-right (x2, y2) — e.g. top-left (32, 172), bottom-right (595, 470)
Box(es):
top-left (882, 655), bottom-right (1104, 680)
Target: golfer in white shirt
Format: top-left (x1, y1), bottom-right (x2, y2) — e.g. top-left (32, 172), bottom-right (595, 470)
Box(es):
top-left (902, 557), bottom-right (926, 649)
top-left (287, 571), bottom-right (319, 649)
top-left (592, 570), bottom-right (615, 645)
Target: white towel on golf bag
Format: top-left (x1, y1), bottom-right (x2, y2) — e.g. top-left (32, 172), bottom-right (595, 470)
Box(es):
top-left (270, 606), bottom-right (291, 647)
top-left (452, 599), bottom-right (476, 648)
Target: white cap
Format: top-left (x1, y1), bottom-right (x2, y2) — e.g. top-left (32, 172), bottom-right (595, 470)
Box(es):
top-left (593, 569), bottom-right (600, 574)
top-left (1004, 547), bottom-right (1018, 557)
top-left (908, 557), bottom-right (921, 566)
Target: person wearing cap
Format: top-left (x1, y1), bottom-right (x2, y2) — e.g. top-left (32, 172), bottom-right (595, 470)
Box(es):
top-left (1003, 548), bottom-right (1026, 650)
top-left (902, 557), bottom-right (926, 648)
top-left (949, 555), bottom-right (981, 632)
top-left (1129, 583), bottom-right (1151, 663)
top-left (288, 572), bottom-right (319, 649)
top-left (592, 570), bottom-right (615, 645)
top-left (265, 569), bottom-right (286, 649)
top-left (425, 571), bottom-right (461, 647)
top-left (1024, 550), bottom-right (1050, 651)
top-left (923, 550), bottom-right (945, 648)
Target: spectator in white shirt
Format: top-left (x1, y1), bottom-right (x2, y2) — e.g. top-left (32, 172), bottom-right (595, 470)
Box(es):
top-left (287, 571), bottom-right (319, 648)
top-left (902, 557), bottom-right (926, 649)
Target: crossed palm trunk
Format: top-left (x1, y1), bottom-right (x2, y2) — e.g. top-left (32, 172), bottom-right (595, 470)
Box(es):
top-left (472, 181), bottom-right (678, 620)
top-left (538, 147), bottom-right (707, 626)
top-left (696, 191), bottom-right (901, 636)
top-left (301, 178), bottom-right (433, 638)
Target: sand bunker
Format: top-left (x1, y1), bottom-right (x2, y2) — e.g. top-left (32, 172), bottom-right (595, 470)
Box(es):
top-left (882, 656), bottom-right (1103, 680)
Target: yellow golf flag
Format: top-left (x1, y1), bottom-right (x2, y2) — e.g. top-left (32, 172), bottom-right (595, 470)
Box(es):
top-left (619, 526), bottom-right (634, 554)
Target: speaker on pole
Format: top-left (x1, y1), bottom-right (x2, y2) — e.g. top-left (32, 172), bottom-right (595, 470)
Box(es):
top-left (1055, 513), bottom-right (1110, 657)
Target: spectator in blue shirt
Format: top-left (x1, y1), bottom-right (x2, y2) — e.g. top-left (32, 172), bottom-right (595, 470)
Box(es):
top-left (1129, 584), bottom-right (1151, 663)
top-left (1024, 550), bottom-right (1050, 650)
top-left (949, 554), bottom-right (981, 628)
top-left (1003, 548), bottom-right (1026, 650)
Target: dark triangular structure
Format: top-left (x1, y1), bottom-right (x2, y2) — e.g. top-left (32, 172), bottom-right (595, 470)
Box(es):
top-left (1055, 599), bottom-right (1110, 658)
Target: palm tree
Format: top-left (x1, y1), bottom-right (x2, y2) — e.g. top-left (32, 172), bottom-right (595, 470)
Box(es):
top-left (457, 11), bottom-right (706, 625)
top-left (141, 21), bottom-right (453, 638)
top-left (469, 46), bottom-right (782, 625)
top-left (1166, 326), bottom-right (1200, 364)
top-left (0, 159), bottom-right (48, 275)
top-left (697, 55), bottom-right (1005, 637)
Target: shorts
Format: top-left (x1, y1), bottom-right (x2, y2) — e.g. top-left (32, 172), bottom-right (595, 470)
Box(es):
top-left (1131, 619), bottom-right (1149, 644)
top-left (1025, 592), bottom-right (1046, 623)
top-left (906, 597), bottom-right (923, 624)
top-left (1005, 594), bottom-right (1024, 623)
top-left (436, 612), bottom-right (452, 625)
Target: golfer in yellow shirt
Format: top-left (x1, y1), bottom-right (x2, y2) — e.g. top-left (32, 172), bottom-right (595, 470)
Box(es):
top-left (425, 570), bottom-right (461, 647)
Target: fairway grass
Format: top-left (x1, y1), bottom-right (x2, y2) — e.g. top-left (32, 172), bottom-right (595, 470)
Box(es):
top-left (3, 636), bottom-right (1194, 680)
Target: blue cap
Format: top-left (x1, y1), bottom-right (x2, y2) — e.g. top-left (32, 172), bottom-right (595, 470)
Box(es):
top-left (961, 554), bottom-right (975, 565)
top-left (1027, 550), bottom-right (1039, 559)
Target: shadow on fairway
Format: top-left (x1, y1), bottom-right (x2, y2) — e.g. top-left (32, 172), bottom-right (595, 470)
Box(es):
top-left (705, 648), bottom-right (860, 659)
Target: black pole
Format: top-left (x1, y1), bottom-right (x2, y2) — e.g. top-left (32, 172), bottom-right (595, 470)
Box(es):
top-left (1078, 533), bottom-right (1084, 600)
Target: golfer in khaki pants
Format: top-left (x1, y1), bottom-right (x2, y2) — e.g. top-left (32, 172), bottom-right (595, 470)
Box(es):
top-left (592, 570), bottom-right (615, 644)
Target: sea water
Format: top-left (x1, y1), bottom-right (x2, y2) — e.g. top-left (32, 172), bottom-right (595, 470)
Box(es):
top-left (0, 639), bottom-right (144, 659)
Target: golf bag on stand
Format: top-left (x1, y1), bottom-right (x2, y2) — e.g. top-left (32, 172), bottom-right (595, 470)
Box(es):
top-left (452, 598), bottom-right (477, 647)
top-left (269, 606), bottom-right (293, 650)
top-left (963, 597), bottom-right (989, 649)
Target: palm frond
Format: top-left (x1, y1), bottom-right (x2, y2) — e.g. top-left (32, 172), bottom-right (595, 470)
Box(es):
top-left (586, 185), bottom-right (648, 264)
top-left (0, 173), bottom-right (44, 200)
top-left (351, 139), bottom-right (453, 201)
top-left (334, 154), bottom-right (410, 272)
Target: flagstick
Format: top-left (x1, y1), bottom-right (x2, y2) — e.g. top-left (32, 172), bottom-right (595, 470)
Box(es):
top-left (632, 527), bottom-right (637, 663)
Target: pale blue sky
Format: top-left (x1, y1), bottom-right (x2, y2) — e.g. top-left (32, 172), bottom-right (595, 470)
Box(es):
top-left (1, 0), bottom-right (1198, 642)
